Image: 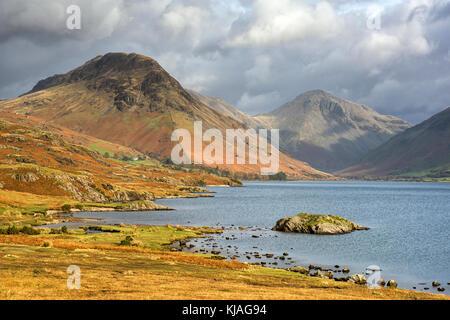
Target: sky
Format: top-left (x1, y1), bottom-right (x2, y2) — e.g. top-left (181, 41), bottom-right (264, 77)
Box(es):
top-left (0, 0), bottom-right (449, 124)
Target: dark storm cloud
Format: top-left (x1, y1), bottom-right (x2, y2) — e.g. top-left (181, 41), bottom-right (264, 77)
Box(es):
top-left (0, 0), bottom-right (448, 124)
top-left (429, 0), bottom-right (450, 20)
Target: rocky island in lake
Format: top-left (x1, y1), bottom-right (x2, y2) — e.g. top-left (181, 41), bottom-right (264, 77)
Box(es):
top-left (273, 213), bottom-right (369, 235)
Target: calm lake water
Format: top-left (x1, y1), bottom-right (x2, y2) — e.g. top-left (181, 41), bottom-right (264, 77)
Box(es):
top-left (70, 181), bottom-right (450, 293)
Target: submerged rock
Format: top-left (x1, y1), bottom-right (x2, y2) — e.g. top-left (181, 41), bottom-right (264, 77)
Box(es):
top-left (272, 213), bottom-right (369, 235)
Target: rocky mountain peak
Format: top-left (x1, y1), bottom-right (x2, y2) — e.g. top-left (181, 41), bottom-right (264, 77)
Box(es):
top-left (256, 90), bottom-right (411, 171)
top-left (29, 52), bottom-right (195, 113)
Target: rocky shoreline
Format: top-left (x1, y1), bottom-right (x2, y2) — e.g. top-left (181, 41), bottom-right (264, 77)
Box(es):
top-left (43, 193), bottom-right (448, 296)
top-left (40, 193), bottom-right (216, 225)
top-left (169, 225), bottom-right (448, 295)
top-left (169, 229), bottom-right (380, 286)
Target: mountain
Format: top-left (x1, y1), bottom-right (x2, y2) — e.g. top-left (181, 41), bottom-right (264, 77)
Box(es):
top-left (0, 53), bottom-right (331, 180)
top-left (10, 52), bottom-right (238, 157)
top-left (187, 90), bottom-right (264, 129)
top-left (255, 90), bottom-right (411, 172)
top-left (336, 107), bottom-right (450, 179)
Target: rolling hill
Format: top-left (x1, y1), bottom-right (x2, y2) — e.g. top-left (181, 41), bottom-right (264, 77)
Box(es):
top-left (336, 107), bottom-right (450, 179)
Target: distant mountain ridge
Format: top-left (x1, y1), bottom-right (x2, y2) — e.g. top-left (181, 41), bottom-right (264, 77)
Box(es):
top-left (192, 89), bottom-right (411, 172)
top-left (187, 90), bottom-right (264, 129)
top-left (255, 90), bottom-right (411, 171)
top-left (336, 107), bottom-right (450, 179)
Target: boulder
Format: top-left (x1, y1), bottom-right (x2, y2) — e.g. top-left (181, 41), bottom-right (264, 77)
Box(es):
top-left (11, 172), bottom-right (39, 182)
top-left (432, 281), bottom-right (440, 287)
top-left (311, 270), bottom-right (326, 278)
top-left (272, 213), bottom-right (369, 235)
top-left (386, 280), bottom-right (398, 288)
top-left (348, 274), bottom-right (367, 285)
top-left (169, 240), bottom-right (182, 251)
top-left (290, 266), bottom-right (309, 274)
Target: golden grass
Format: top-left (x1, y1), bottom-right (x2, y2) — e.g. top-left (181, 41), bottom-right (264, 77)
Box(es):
top-left (0, 234), bottom-right (248, 270)
top-left (0, 224), bottom-right (448, 300)
top-left (0, 242), bottom-right (447, 300)
top-left (0, 189), bottom-right (73, 209)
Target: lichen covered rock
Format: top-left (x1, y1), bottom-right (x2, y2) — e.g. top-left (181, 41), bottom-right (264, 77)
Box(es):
top-left (272, 213), bottom-right (369, 235)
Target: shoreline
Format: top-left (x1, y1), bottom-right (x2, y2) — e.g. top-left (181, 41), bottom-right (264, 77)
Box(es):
top-left (171, 225), bottom-right (450, 296)
top-left (55, 183), bottom-right (449, 297)
top-left (40, 192), bottom-right (216, 221)
top-left (33, 219), bottom-right (448, 299)
top-left (151, 183), bottom-right (450, 296)
top-left (3, 182), bottom-right (447, 299)
top-left (41, 207), bottom-right (449, 298)
top-left (2, 214), bottom-right (448, 299)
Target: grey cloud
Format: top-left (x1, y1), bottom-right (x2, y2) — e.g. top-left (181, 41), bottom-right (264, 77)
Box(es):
top-left (429, 0), bottom-right (450, 20)
top-left (0, 0), bottom-right (449, 124)
top-left (0, 0), bottom-right (126, 43)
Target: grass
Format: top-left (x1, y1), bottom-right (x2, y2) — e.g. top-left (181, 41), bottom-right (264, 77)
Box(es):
top-left (88, 142), bottom-right (115, 156)
top-left (0, 116), bottom-right (238, 228)
top-left (52, 224), bottom-right (223, 251)
top-left (294, 213), bottom-right (357, 229)
top-left (144, 114), bottom-right (168, 130)
top-left (0, 240), bottom-right (447, 300)
top-left (128, 159), bottom-right (159, 166)
top-left (0, 189), bottom-right (75, 226)
top-left (422, 177), bottom-right (450, 182)
top-left (0, 113), bottom-right (446, 300)
top-left (0, 224), bottom-right (448, 300)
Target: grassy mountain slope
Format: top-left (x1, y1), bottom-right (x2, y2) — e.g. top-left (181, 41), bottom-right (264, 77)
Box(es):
top-left (255, 90), bottom-right (410, 172)
top-left (336, 107), bottom-right (450, 180)
top-left (0, 111), bottom-right (240, 226)
top-left (0, 53), bottom-right (331, 180)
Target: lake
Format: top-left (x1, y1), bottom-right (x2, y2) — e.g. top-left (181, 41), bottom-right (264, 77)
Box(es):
top-left (71, 181), bottom-right (450, 293)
